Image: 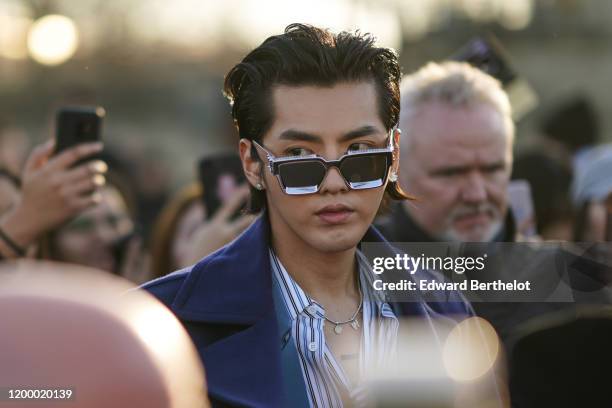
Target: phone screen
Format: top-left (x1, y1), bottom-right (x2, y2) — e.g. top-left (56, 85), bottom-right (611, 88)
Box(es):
top-left (55, 106), bottom-right (105, 156)
top-left (198, 154), bottom-right (246, 219)
top-left (451, 35), bottom-right (538, 120)
top-left (451, 36), bottom-right (516, 86)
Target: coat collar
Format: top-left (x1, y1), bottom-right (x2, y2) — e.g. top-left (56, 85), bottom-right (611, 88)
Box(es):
top-left (170, 214), bottom-right (293, 407)
top-left (170, 214), bottom-right (274, 324)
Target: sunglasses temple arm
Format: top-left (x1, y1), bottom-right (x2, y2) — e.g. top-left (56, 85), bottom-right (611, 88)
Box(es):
top-left (253, 140), bottom-right (277, 173)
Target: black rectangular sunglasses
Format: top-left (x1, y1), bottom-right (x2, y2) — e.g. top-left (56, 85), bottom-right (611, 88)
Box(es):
top-left (252, 130), bottom-right (394, 195)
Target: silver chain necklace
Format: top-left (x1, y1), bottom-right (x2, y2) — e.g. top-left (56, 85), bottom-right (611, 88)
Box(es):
top-left (323, 283), bottom-right (363, 335)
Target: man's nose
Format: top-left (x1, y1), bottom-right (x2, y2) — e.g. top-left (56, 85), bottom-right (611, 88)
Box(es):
top-left (318, 166), bottom-right (349, 194)
top-left (460, 172), bottom-right (488, 203)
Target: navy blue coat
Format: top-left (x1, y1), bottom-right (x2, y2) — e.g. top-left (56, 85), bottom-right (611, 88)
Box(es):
top-left (142, 215), bottom-right (473, 407)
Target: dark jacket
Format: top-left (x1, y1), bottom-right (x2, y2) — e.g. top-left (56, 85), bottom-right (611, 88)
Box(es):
top-left (376, 202), bottom-right (516, 244)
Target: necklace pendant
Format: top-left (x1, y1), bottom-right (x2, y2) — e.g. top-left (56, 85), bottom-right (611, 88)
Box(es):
top-left (351, 320), bottom-right (360, 330)
top-left (334, 325), bottom-right (343, 335)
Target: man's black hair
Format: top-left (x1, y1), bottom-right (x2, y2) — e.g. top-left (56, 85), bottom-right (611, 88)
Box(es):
top-left (223, 23), bottom-right (406, 212)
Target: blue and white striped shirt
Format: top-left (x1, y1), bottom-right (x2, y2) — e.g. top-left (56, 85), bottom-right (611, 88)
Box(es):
top-left (270, 249), bottom-right (398, 407)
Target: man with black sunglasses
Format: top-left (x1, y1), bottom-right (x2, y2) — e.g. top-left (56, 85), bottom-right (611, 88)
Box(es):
top-left (142, 24), bottom-right (472, 407)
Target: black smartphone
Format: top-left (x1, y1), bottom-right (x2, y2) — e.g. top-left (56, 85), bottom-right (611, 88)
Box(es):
top-left (54, 106), bottom-right (105, 157)
top-left (451, 35), bottom-right (538, 120)
top-left (452, 35), bottom-right (516, 85)
top-left (198, 153), bottom-right (246, 219)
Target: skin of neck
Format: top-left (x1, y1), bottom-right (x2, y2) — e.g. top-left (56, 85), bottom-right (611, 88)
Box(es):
top-left (269, 212), bottom-right (360, 317)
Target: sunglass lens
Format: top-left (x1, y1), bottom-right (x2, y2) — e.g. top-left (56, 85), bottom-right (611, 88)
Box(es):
top-left (341, 155), bottom-right (388, 188)
top-left (278, 160), bottom-right (326, 192)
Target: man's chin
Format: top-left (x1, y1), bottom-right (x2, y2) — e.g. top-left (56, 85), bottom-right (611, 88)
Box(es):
top-left (306, 229), bottom-right (362, 253)
top-left (316, 236), bottom-right (360, 253)
top-left (442, 222), bottom-right (503, 243)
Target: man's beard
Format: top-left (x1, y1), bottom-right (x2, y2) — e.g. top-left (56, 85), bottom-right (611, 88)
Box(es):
top-left (439, 203), bottom-right (504, 242)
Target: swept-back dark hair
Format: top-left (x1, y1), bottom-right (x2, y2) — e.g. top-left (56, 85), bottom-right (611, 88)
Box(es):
top-left (223, 23), bottom-right (408, 212)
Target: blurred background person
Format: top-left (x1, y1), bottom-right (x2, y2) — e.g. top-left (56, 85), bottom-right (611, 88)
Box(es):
top-left (42, 172), bottom-right (151, 284)
top-left (566, 145), bottom-right (612, 285)
top-left (511, 143), bottom-right (575, 241)
top-left (377, 61), bottom-right (516, 244)
top-left (572, 144), bottom-right (612, 242)
top-left (150, 182), bottom-right (254, 280)
top-left (375, 60), bottom-right (610, 368)
top-left (541, 96), bottom-right (601, 160)
top-left (151, 183), bottom-right (205, 279)
top-left (43, 178), bottom-right (140, 274)
top-left (375, 61), bottom-right (528, 348)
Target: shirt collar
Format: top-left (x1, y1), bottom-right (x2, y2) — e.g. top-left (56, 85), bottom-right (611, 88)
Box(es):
top-left (269, 248), bottom-right (394, 320)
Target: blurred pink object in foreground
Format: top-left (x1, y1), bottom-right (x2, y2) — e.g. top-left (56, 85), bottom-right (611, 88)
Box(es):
top-left (0, 260), bottom-right (209, 408)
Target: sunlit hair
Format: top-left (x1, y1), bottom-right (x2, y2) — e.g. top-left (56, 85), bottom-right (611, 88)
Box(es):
top-left (224, 23), bottom-right (409, 212)
top-left (400, 61), bottom-right (514, 147)
top-left (150, 183), bottom-right (203, 279)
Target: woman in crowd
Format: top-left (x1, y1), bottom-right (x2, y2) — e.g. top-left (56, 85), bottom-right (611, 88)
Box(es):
top-left (150, 182), bottom-right (254, 279)
top-left (151, 183), bottom-right (205, 279)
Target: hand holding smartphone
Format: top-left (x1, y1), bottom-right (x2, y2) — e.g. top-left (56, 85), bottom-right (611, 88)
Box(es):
top-left (198, 153), bottom-right (247, 219)
top-left (185, 185), bottom-right (256, 264)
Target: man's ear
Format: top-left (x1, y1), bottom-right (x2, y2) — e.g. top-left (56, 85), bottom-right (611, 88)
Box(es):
top-left (391, 128), bottom-right (401, 177)
top-left (239, 138), bottom-right (264, 188)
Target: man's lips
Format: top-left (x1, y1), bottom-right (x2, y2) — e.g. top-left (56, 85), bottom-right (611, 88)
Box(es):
top-left (315, 204), bottom-right (355, 224)
top-left (453, 212), bottom-right (491, 228)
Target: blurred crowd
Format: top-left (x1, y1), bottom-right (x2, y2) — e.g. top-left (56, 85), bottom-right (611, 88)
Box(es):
top-left (0, 127), bottom-right (256, 284)
top-left (2, 81), bottom-right (609, 284)
top-left (2, 28), bottom-right (612, 408)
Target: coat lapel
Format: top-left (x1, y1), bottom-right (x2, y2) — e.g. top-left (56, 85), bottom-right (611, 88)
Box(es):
top-left (167, 215), bottom-right (310, 407)
top-left (170, 216), bottom-right (273, 325)
top-left (200, 309), bottom-right (286, 407)
top-left (271, 270), bottom-right (311, 408)
top-left (169, 216), bottom-right (285, 406)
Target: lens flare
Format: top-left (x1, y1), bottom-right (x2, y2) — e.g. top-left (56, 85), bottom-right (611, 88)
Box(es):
top-left (27, 14), bottom-right (78, 66)
top-left (443, 316), bottom-right (500, 382)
